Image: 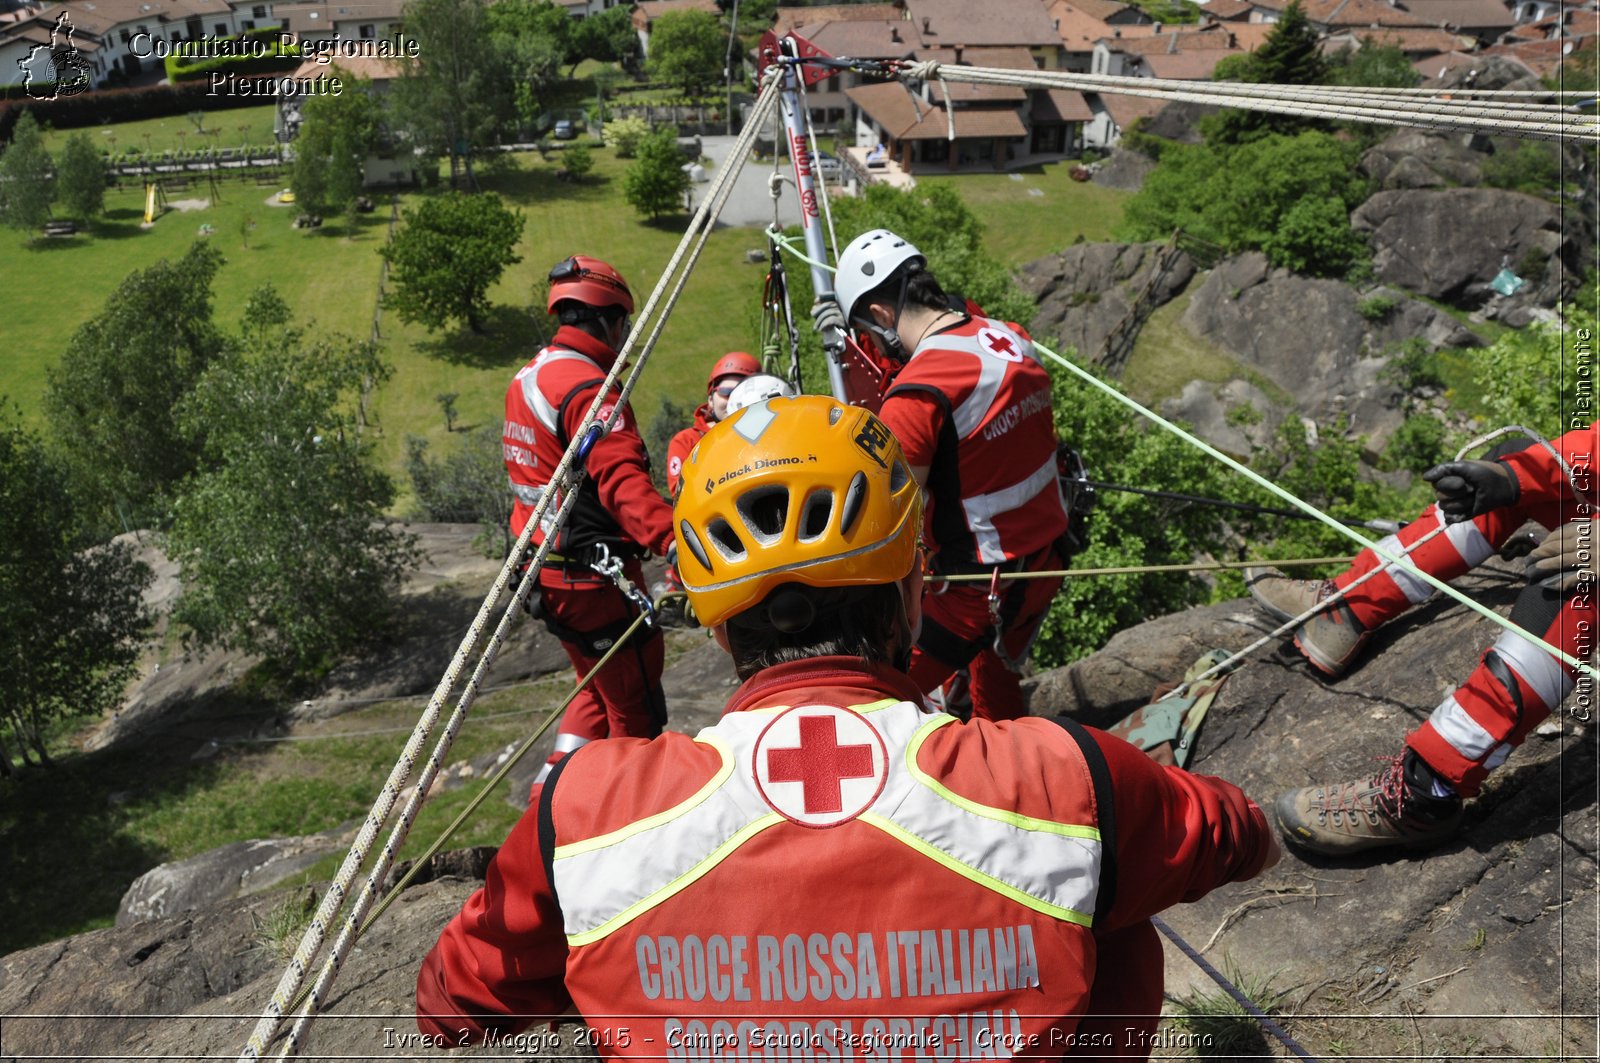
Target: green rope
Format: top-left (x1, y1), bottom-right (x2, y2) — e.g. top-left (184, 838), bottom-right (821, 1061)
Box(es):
top-left (1032, 340), bottom-right (1596, 682)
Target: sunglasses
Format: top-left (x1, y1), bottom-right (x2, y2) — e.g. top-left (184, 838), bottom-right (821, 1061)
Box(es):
top-left (713, 383), bottom-right (739, 397)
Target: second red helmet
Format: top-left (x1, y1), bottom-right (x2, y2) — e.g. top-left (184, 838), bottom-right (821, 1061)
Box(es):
top-left (706, 351), bottom-right (761, 393)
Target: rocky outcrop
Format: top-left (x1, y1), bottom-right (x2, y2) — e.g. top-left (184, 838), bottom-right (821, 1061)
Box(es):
top-left (117, 828), bottom-right (353, 927)
top-left (1359, 129), bottom-right (1490, 191)
top-left (1019, 242), bottom-right (1195, 363)
top-left (1161, 377), bottom-right (1285, 457)
top-left (1091, 148), bottom-right (1156, 192)
top-left (1178, 253), bottom-right (1481, 453)
top-left (4, 567), bottom-right (1594, 1060)
top-left (1351, 187), bottom-right (1584, 313)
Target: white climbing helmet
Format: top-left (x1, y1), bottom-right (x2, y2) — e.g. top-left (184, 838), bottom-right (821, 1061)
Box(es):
top-left (833, 228), bottom-right (925, 323)
top-left (725, 373), bottom-right (798, 414)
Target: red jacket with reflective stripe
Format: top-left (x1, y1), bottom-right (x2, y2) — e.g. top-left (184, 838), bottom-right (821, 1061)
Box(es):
top-left (878, 316), bottom-right (1069, 570)
top-left (666, 405), bottom-right (714, 498)
top-left (1500, 420), bottom-right (1598, 511)
top-left (502, 325), bottom-right (673, 556)
top-left (416, 659), bottom-right (1272, 1055)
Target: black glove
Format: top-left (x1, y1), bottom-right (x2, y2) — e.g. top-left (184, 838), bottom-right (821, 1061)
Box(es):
top-left (1499, 530), bottom-right (1542, 562)
top-left (1423, 460), bottom-right (1520, 524)
top-left (1525, 520), bottom-right (1598, 593)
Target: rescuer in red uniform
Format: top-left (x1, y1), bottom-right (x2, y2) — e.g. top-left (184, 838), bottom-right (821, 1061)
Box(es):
top-left (665, 351), bottom-right (760, 497)
top-left (421, 395), bottom-right (1280, 1056)
top-left (834, 229), bottom-right (1070, 722)
top-left (1247, 425), bottom-right (1598, 854)
top-left (503, 255), bottom-right (676, 781)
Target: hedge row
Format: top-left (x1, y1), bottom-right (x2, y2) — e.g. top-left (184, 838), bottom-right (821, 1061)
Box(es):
top-left (164, 47), bottom-right (303, 83)
top-left (0, 78), bottom-right (281, 142)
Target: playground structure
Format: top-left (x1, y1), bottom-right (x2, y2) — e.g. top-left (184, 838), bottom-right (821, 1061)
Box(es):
top-left (141, 180), bottom-right (168, 225)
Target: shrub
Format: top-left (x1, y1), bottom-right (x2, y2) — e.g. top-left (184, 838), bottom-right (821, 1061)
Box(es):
top-left (605, 115), bottom-right (651, 158)
top-left (1382, 413), bottom-right (1448, 475)
top-left (1357, 293), bottom-right (1398, 321)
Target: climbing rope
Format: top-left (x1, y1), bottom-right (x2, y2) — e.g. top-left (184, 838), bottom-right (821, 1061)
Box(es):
top-left (936, 556), bottom-right (1355, 581)
top-left (239, 69), bottom-right (787, 1062)
top-left (1152, 916), bottom-right (1322, 1063)
top-left (886, 59), bottom-right (1595, 142)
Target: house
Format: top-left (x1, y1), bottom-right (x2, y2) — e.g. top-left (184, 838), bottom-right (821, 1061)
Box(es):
top-left (845, 45), bottom-right (1091, 176)
top-left (631, 0), bottom-right (718, 59)
top-left (1479, 32), bottom-right (1596, 75)
top-left (1508, 0), bottom-right (1592, 25)
top-left (1394, 0), bottom-right (1516, 42)
top-left (1046, 0), bottom-right (1158, 73)
top-left (1091, 23), bottom-right (1249, 79)
top-left (273, 1), bottom-right (407, 45)
top-left (1321, 25), bottom-right (1476, 57)
top-left (1082, 89), bottom-right (1166, 149)
top-left (772, 4), bottom-right (899, 37)
top-left (554, 0), bottom-right (628, 17)
top-left (1245, 0), bottom-right (1431, 31)
top-left (782, 17), bottom-right (921, 130)
top-left (1197, 0), bottom-right (1256, 21)
top-left (897, 0), bottom-right (1065, 68)
top-left (2, 0), bottom-right (264, 89)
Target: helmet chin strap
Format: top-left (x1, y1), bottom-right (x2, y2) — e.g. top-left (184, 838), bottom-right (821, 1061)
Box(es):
top-left (854, 269), bottom-right (916, 364)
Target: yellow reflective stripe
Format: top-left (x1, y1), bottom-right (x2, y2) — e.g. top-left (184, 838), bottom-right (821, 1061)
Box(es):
top-left (851, 698), bottom-right (902, 714)
top-left (905, 715), bottom-right (1101, 842)
top-left (554, 734), bottom-right (737, 860)
top-left (858, 812), bottom-right (1093, 927)
top-left (566, 813), bottom-right (785, 946)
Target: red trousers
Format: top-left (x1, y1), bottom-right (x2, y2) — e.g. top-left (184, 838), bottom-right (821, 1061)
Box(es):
top-left (537, 559), bottom-right (666, 747)
top-left (1333, 502), bottom-right (1591, 797)
top-left (910, 548), bottom-right (1064, 721)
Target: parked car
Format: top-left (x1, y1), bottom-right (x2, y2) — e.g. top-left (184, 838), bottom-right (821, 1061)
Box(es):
top-left (553, 120), bottom-right (576, 140)
top-left (814, 150), bottom-right (842, 178)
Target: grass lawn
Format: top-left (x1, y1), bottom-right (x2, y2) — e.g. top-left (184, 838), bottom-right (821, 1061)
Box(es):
top-left (0, 671), bottom-right (571, 953)
top-left (920, 165), bottom-right (1131, 264)
top-left (39, 103), bottom-right (282, 157)
top-left (0, 173), bottom-right (384, 421)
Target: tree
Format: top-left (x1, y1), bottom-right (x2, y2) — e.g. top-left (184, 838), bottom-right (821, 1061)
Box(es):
top-left (1470, 283), bottom-right (1597, 440)
top-left (166, 306), bottom-right (418, 678)
top-left (291, 78), bottom-right (382, 221)
top-left (1119, 131), bottom-right (1369, 277)
top-left (55, 131), bottom-right (105, 224)
top-left (0, 112), bottom-right (55, 235)
top-left (436, 390), bottom-right (459, 431)
top-left (647, 9), bottom-right (724, 97)
top-left (0, 408), bottom-right (151, 773)
top-left (1206, 0), bottom-right (1329, 144)
top-left (487, 0), bottom-right (571, 130)
top-left (405, 426), bottom-right (513, 557)
top-left (390, 0), bottom-right (516, 189)
top-left (561, 139), bottom-right (594, 181)
top-left (605, 115), bottom-right (652, 158)
top-left (382, 192), bottom-right (523, 333)
top-left (569, 5), bottom-right (638, 74)
top-left (43, 242), bottom-right (228, 534)
top-left (624, 127), bottom-right (690, 220)
top-left (1326, 39), bottom-right (1419, 89)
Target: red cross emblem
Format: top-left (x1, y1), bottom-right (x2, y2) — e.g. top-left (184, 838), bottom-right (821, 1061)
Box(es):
top-left (979, 327), bottom-right (1023, 362)
top-left (753, 706), bottom-right (888, 826)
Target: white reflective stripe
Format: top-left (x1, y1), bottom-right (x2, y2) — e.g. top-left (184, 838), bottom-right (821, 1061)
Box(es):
top-left (522, 349), bottom-right (601, 435)
top-left (950, 344), bottom-right (1008, 440)
top-left (1484, 742), bottom-right (1514, 770)
top-left (1491, 627), bottom-right (1574, 710)
top-left (1428, 693), bottom-right (1498, 761)
top-left (1444, 518), bottom-right (1494, 568)
top-left (551, 701), bottom-right (1100, 942)
top-left (1375, 533), bottom-right (1433, 603)
top-left (962, 456), bottom-right (1058, 564)
top-left (553, 733), bottom-right (591, 755)
top-left (510, 480), bottom-right (543, 505)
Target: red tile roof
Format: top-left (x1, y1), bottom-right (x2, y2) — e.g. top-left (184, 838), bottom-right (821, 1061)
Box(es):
top-left (1033, 86), bottom-right (1095, 121)
top-left (773, 4), bottom-right (900, 36)
top-left (1203, 0), bottom-right (1256, 20)
top-left (902, 0), bottom-right (1062, 48)
top-left (1249, 0), bottom-right (1431, 28)
top-left (793, 18), bottom-right (923, 58)
top-left (846, 79), bottom-right (1028, 138)
top-left (1396, 0), bottom-right (1517, 32)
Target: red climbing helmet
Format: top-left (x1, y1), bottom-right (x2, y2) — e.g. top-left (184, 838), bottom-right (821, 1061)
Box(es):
top-left (706, 351), bottom-right (761, 393)
top-left (546, 255), bottom-right (635, 316)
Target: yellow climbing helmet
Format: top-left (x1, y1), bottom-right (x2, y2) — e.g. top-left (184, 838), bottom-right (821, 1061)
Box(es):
top-left (674, 394), bottom-right (922, 629)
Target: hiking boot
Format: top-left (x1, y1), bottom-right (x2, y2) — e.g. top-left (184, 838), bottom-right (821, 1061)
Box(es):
top-left (1244, 567), bottom-right (1326, 623)
top-left (1244, 567), bottom-right (1371, 677)
top-left (1276, 751), bottom-right (1463, 857)
top-left (1293, 587), bottom-right (1371, 678)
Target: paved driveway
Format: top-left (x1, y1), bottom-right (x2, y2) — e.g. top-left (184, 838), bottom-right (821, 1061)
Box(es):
top-left (695, 133), bottom-right (846, 233)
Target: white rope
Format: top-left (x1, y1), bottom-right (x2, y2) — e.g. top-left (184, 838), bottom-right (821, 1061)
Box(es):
top-left (894, 61), bottom-right (1596, 142)
top-left (240, 68), bottom-right (787, 1061)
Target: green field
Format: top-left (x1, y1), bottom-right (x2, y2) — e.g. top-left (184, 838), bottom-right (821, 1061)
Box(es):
top-left (39, 103), bottom-right (282, 157)
top-left (5, 137), bottom-right (1105, 509)
top-left (920, 165), bottom-right (1131, 263)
